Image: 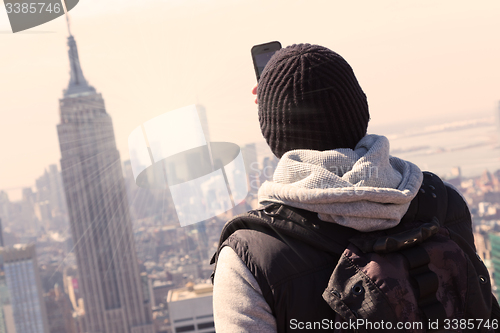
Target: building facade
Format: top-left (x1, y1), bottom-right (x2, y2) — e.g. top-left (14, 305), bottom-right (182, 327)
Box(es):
top-left (57, 32), bottom-right (153, 333)
top-left (0, 260), bottom-right (15, 333)
top-left (1, 244), bottom-right (50, 333)
top-left (167, 283), bottom-right (214, 333)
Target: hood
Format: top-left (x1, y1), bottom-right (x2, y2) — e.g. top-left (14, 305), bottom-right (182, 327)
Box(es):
top-left (257, 135), bottom-right (423, 232)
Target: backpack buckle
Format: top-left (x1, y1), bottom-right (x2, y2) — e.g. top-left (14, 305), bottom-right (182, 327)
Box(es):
top-left (372, 217), bottom-right (440, 253)
top-left (262, 203), bottom-right (284, 217)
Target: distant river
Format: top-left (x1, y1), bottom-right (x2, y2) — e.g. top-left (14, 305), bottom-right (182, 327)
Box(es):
top-left (384, 117), bottom-right (500, 178)
top-left (254, 115), bottom-right (500, 179)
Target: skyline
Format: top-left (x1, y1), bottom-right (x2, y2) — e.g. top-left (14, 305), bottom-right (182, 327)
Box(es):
top-left (57, 31), bottom-right (154, 332)
top-left (0, 0), bottom-right (499, 196)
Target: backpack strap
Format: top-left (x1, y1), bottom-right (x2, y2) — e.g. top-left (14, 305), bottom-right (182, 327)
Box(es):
top-left (402, 172), bottom-right (448, 325)
top-left (210, 203), bottom-right (355, 284)
top-left (384, 172), bottom-right (448, 326)
top-left (400, 246), bottom-right (448, 325)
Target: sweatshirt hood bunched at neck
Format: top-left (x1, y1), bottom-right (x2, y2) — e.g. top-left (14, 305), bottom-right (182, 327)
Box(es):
top-left (257, 135), bottom-right (423, 232)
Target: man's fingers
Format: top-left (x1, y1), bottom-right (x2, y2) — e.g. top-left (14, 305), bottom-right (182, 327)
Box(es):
top-left (252, 84), bottom-right (258, 104)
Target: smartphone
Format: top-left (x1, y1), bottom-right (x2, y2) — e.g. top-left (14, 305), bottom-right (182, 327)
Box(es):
top-left (251, 41), bottom-right (282, 81)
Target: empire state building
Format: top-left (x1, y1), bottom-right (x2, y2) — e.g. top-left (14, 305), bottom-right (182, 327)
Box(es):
top-left (57, 32), bottom-right (154, 333)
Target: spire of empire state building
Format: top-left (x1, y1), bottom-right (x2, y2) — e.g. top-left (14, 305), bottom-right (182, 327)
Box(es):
top-left (63, 16), bottom-right (95, 97)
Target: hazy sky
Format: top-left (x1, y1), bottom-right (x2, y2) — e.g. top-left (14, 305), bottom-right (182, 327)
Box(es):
top-left (0, 0), bottom-right (499, 199)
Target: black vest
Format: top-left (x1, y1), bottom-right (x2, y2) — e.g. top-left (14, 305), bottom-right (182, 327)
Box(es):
top-left (222, 209), bottom-right (354, 331)
top-left (212, 173), bottom-right (496, 332)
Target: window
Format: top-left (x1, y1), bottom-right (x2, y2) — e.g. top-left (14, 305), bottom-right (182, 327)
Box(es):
top-left (197, 321), bottom-right (214, 330)
top-left (174, 324), bottom-right (195, 333)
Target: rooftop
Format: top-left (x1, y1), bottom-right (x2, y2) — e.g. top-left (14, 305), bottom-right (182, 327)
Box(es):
top-left (168, 283), bottom-right (213, 302)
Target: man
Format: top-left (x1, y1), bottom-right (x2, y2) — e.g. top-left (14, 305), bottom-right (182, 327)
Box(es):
top-left (212, 43), bottom-right (497, 332)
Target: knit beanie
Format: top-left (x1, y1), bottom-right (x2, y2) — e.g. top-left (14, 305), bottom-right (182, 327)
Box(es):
top-left (258, 44), bottom-right (370, 158)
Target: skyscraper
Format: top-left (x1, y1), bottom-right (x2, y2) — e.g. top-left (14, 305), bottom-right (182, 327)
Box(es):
top-left (57, 31), bottom-right (153, 333)
top-left (1, 244), bottom-right (50, 333)
top-left (0, 253), bottom-right (15, 333)
top-left (0, 218), bottom-right (4, 248)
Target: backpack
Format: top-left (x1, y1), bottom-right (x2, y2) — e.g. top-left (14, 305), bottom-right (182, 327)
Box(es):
top-left (211, 172), bottom-right (500, 332)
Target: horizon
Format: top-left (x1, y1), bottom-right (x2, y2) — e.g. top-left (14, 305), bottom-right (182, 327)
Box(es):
top-left (3, 111), bottom-right (498, 202)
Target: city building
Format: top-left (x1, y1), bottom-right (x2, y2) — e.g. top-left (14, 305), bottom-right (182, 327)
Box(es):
top-left (63, 272), bottom-right (81, 317)
top-left (0, 192), bottom-right (10, 225)
top-left (56, 29), bottom-right (153, 333)
top-left (34, 164), bottom-right (68, 232)
top-left (0, 270), bottom-right (12, 333)
top-left (151, 280), bottom-right (175, 307)
top-left (0, 219), bottom-right (4, 248)
top-left (489, 233), bottom-right (500, 299)
top-left (241, 143), bottom-right (258, 193)
top-left (44, 284), bottom-right (77, 333)
top-left (1, 244), bottom-right (50, 333)
top-left (167, 283), bottom-right (214, 333)
top-left (258, 155), bottom-right (279, 199)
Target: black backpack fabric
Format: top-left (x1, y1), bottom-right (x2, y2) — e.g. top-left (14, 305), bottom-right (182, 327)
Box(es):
top-left (211, 172), bottom-right (500, 332)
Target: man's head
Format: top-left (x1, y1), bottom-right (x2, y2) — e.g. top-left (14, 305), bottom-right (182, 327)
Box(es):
top-left (257, 44), bottom-right (370, 158)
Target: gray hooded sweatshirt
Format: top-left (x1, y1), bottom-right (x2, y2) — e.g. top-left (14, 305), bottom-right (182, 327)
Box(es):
top-left (213, 135), bottom-right (424, 332)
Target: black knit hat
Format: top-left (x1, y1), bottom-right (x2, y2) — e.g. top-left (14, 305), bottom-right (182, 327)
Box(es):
top-left (258, 44), bottom-right (370, 158)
